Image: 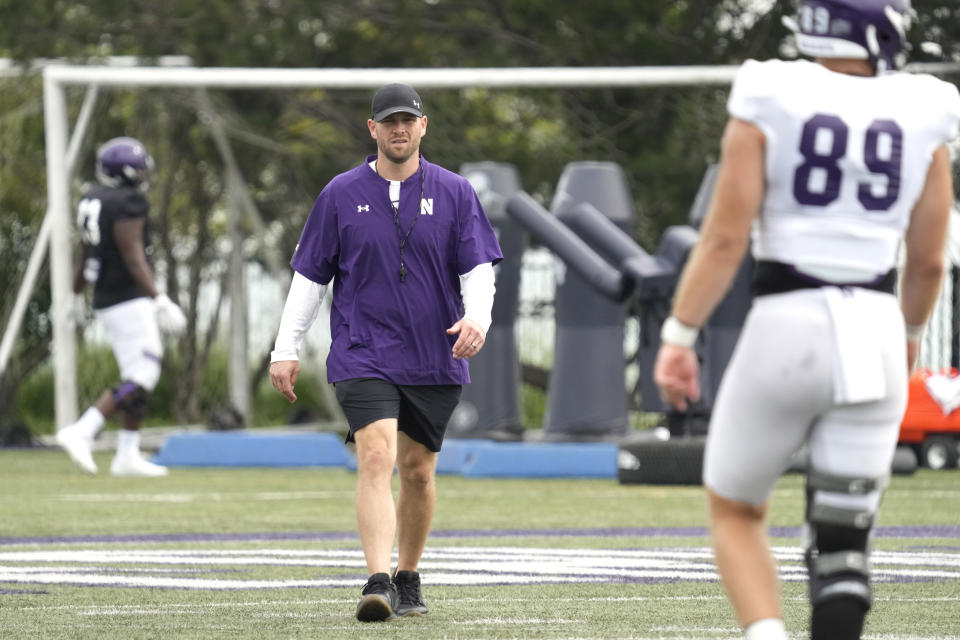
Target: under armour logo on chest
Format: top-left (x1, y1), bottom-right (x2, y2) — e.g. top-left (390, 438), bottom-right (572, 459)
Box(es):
top-left (357, 204), bottom-right (370, 213)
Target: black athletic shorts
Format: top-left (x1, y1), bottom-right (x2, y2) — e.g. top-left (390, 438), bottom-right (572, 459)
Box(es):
top-left (334, 378), bottom-right (462, 452)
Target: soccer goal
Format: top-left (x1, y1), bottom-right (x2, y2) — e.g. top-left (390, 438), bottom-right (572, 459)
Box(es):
top-left (19, 61), bottom-right (960, 429)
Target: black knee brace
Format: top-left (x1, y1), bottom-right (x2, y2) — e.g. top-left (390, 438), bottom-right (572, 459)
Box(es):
top-left (112, 381), bottom-right (148, 419)
top-left (804, 469), bottom-right (885, 640)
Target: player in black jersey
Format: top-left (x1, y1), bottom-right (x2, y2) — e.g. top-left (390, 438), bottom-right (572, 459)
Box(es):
top-left (57, 137), bottom-right (187, 477)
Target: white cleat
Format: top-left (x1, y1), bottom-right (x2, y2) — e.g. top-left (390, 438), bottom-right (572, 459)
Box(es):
top-left (55, 426), bottom-right (98, 474)
top-left (110, 454), bottom-right (169, 478)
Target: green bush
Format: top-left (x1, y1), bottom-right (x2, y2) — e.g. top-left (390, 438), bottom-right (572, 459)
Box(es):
top-left (13, 362), bottom-right (55, 434)
top-left (15, 342), bottom-right (333, 434)
top-left (521, 382), bottom-right (546, 430)
top-left (250, 364), bottom-right (330, 427)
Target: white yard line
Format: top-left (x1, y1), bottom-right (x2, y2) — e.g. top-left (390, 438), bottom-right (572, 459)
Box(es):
top-left (1, 545), bottom-right (958, 590)
top-left (15, 598), bottom-right (356, 612)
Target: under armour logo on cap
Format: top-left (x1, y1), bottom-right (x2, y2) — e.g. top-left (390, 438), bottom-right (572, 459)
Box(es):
top-left (371, 83), bottom-right (424, 122)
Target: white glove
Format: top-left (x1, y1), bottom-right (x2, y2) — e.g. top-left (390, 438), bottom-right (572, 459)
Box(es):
top-left (154, 294), bottom-right (187, 335)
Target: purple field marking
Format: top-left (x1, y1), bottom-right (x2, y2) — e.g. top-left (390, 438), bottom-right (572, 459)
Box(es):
top-left (1, 525), bottom-right (958, 547)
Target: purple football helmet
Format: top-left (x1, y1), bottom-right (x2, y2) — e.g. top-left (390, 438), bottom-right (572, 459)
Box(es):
top-left (784, 0), bottom-right (914, 73)
top-left (95, 137), bottom-right (154, 189)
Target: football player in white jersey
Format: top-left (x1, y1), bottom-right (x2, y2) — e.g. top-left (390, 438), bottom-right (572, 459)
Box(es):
top-left (654, 1), bottom-right (960, 639)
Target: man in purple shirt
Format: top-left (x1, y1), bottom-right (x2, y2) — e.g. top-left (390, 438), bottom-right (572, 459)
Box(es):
top-left (269, 83), bottom-right (502, 623)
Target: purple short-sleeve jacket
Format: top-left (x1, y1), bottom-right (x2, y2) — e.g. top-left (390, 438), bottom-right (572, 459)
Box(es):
top-left (291, 155), bottom-right (503, 385)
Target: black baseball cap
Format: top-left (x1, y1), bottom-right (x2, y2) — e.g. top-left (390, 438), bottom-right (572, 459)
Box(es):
top-left (371, 83), bottom-right (424, 122)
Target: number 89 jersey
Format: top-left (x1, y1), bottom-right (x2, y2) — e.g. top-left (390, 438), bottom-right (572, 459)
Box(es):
top-left (729, 58), bottom-right (960, 281)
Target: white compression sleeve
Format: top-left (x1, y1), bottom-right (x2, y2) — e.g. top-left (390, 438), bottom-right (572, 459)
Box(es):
top-left (270, 272), bottom-right (327, 362)
top-left (459, 262), bottom-right (496, 334)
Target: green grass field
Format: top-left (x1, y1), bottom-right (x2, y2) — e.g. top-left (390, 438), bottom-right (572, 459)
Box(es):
top-left (1, 446), bottom-right (958, 639)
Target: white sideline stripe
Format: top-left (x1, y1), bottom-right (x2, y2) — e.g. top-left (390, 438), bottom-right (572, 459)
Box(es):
top-left (0, 569), bottom-right (597, 590)
top-left (41, 543), bottom-right (951, 568)
top-left (3, 545), bottom-right (957, 571)
top-left (3, 545), bottom-right (957, 570)
top-left (1, 545), bottom-right (958, 590)
top-left (17, 598), bottom-right (358, 611)
top-left (0, 550), bottom-right (717, 577)
top-left (872, 550), bottom-right (960, 567)
top-left (771, 546), bottom-right (960, 568)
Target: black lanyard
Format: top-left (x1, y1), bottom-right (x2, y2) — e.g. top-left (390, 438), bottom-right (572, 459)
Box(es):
top-left (389, 162), bottom-right (425, 283)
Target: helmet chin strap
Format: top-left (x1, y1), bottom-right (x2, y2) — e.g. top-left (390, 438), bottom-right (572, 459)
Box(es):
top-left (865, 25), bottom-right (884, 74)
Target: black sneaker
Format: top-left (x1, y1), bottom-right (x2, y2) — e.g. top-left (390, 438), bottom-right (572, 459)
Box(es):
top-left (356, 573), bottom-right (398, 622)
top-left (393, 570), bottom-right (429, 617)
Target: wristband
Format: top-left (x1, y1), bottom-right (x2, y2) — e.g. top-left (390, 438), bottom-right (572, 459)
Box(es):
top-left (660, 316), bottom-right (699, 348)
top-left (270, 348), bottom-right (300, 363)
top-left (905, 324), bottom-right (924, 342)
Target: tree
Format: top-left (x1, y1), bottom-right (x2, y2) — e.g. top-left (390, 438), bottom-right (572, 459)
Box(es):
top-left (1, 0), bottom-right (956, 428)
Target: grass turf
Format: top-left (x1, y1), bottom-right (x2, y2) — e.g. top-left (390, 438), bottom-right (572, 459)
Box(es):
top-left (0, 447), bottom-right (958, 639)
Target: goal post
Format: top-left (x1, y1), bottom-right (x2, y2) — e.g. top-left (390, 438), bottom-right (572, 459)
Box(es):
top-left (41, 63), bottom-right (753, 429)
top-left (39, 62), bottom-right (960, 429)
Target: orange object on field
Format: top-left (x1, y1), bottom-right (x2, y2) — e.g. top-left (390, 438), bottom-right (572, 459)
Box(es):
top-left (899, 368), bottom-right (960, 470)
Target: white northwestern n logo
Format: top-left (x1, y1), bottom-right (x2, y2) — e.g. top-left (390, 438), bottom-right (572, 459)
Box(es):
top-left (420, 198), bottom-right (434, 216)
